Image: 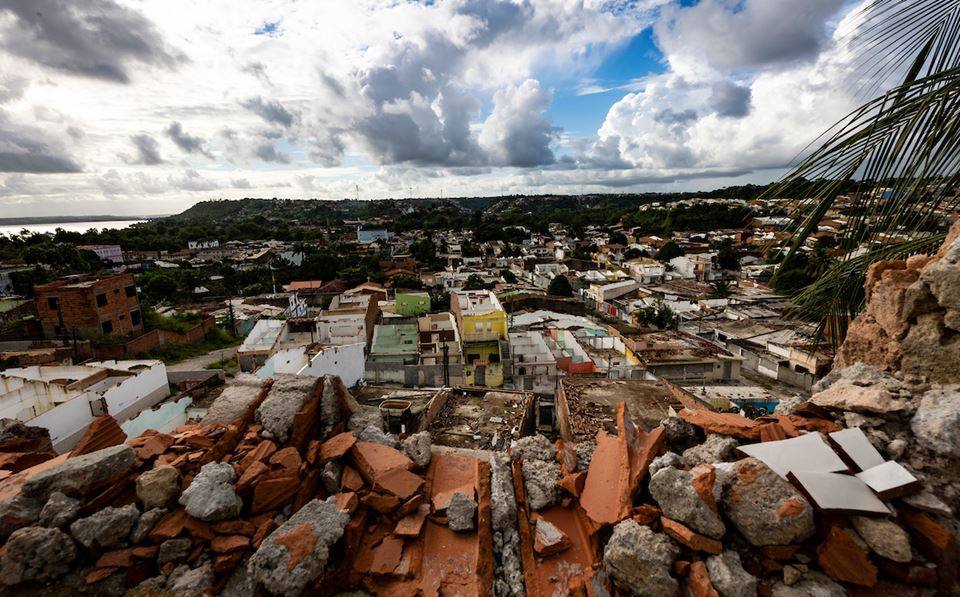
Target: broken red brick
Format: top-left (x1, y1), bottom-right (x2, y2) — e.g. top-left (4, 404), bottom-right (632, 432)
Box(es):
top-left (362, 491), bottom-right (401, 514)
top-left (69, 415), bottom-right (127, 458)
top-left (85, 567), bottom-right (118, 584)
top-left (147, 509), bottom-right (188, 542)
top-left (876, 558), bottom-right (940, 588)
top-left (579, 430), bottom-right (628, 526)
top-left (350, 442), bottom-right (414, 487)
top-left (133, 433), bottom-right (174, 461)
top-left (678, 408), bottom-right (761, 440)
top-left (760, 544), bottom-right (801, 561)
top-left (758, 422), bottom-right (788, 442)
top-left (320, 431), bottom-right (357, 463)
top-left (632, 503), bottom-right (662, 525)
top-left (817, 526), bottom-right (878, 587)
top-left (556, 471), bottom-right (586, 498)
top-left (270, 447), bottom-right (302, 473)
top-left (238, 440), bottom-right (277, 472)
top-left (900, 508), bottom-right (958, 590)
top-left (213, 551), bottom-right (245, 576)
top-left (661, 517), bottom-right (722, 555)
top-left (251, 475), bottom-right (300, 514)
top-left (0, 451), bottom-right (57, 473)
top-left (394, 504), bottom-right (430, 538)
top-left (686, 560), bottom-right (720, 597)
top-left (182, 516), bottom-right (214, 542)
top-left (306, 440), bottom-right (321, 465)
top-left (252, 519), bottom-right (278, 549)
top-left (335, 491), bottom-right (359, 514)
top-left (432, 484), bottom-right (474, 513)
top-left (533, 518), bottom-right (572, 557)
top-left (690, 464), bottom-right (719, 515)
top-left (210, 520), bottom-right (256, 536)
top-left (341, 466), bottom-right (365, 492)
top-left (274, 523), bottom-right (318, 571)
top-left (373, 467), bottom-right (424, 501)
top-left (211, 534), bottom-right (249, 554)
top-left (95, 546), bottom-right (158, 568)
top-left (396, 493), bottom-right (423, 518)
top-left (369, 536), bottom-right (405, 575)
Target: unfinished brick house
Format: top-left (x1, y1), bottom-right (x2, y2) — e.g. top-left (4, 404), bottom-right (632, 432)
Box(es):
top-left (33, 273), bottom-right (143, 339)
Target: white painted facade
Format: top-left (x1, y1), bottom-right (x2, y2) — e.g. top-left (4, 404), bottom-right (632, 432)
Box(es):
top-left (257, 343), bottom-right (365, 387)
top-left (0, 360), bottom-right (169, 452)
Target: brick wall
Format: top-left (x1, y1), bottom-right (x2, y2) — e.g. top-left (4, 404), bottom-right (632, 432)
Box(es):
top-left (92, 317), bottom-right (217, 359)
top-left (34, 274), bottom-right (143, 339)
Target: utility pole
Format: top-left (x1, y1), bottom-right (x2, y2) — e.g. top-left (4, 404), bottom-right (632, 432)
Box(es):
top-left (442, 343), bottom-right (450, 387)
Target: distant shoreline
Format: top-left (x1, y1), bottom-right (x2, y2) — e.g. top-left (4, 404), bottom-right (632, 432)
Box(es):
top-left (0, 215), bottom-right (167, 226)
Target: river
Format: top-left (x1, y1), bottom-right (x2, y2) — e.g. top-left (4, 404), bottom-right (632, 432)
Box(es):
top-left (0, 219), bottom-right (148, 237)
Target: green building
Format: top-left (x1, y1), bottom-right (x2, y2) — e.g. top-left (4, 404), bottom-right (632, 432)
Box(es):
top-left (368, 322), bottom-right (419, 364)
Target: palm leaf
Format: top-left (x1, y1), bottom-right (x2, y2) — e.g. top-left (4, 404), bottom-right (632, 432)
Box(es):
top-left (767, 0), bottom-right (960, 348)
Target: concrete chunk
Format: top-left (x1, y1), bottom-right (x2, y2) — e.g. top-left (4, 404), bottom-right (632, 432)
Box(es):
top-left (22, 444), bottom-right (135, 500)
top-left (603, 519), bottom-right (679, 596)
top-left (255, 375), bottom-right (315, 443)
top-left (247, 496), bottom-right (350, 597)
top-left (723, 458), bottom-right (815, 547)
top-left (179, 462), bottom-right (242, 522)
top-left (0, 526), bottom-right (76, 585)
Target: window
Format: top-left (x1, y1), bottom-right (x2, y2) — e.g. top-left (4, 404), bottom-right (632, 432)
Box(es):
top-left (47, 297), bottom-right (60, 310)
top-left (96, 294), bottom-right (108, 307)
top-left (130, 310), bottom-right (141, 326)
top-left (125, 285), bottom-right (136, 298)
top-left (101, 320), bottom-right (113, 334)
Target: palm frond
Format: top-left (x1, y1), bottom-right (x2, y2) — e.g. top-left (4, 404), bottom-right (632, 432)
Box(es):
top-left (767, 0), bottom-right (960, 347)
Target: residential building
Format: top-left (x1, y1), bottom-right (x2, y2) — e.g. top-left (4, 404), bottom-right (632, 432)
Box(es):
top-left (368, 322), bottom-right (420, 365)
top-left (625, 257), bottom-right (666, 284)
top-left (34, 274), bottom-right (143, 339)
top-left (418, 313), bottom-right (462, 367)
top-left (77, 244), bottom-right (124, 265)
top-left (357, 228), bottom-right (394, 244)
top-left (318, 292), bottom-right (380, 349)
top-left (585, 280), bottom-right (640, 308)
top-left (451, 290), bottom-right (508, 387)
top-left (668, 253), bottom-right (719, 281)
top-left (0, 360), bottom-right (168, 451)
top-left (508, 331), bottom-right (557, 394)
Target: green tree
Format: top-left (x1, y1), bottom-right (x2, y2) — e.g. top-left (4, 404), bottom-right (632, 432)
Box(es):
top-left (463, 274), bottom-right (489, 291)
top-left (608, 231), bottom-right (628, 245)
top-left (714, 239), bottom-right (741, 271)
top-left (500, 269), bottom-right (518, 284)
top-left (657, 240), bottom-right (683, 262)
top-left (708, 280), bottom-right (732, 299)
top-left (635, 300), bottom-right (678, 330)
top-left (142, 273), bottom-right (180, 303)
top-left (547, 274), bottom-right (573, 297)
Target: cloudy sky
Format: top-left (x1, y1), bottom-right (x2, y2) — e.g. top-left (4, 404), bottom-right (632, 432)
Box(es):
top-left (0, 0), bottom-right (870, 217)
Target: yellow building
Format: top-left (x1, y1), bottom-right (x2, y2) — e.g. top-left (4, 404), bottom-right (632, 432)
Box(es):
top-left (451, 290), bottom-right (507, 387)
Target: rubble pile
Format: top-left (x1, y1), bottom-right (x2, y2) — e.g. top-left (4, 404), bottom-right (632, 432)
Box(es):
top-left (0, 373), bottom-right (498, 596)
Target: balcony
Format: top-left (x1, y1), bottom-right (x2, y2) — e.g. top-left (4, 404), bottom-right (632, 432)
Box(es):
top-left (461, 330), bottom-right (503, 343)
